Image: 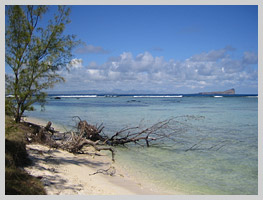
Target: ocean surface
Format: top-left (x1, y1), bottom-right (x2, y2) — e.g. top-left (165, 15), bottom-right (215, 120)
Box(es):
top-left (25, 94), bottom-right (258, 194)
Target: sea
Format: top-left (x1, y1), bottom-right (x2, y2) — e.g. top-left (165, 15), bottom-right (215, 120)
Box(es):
top-left (25, 93), bottom-right (258, 195)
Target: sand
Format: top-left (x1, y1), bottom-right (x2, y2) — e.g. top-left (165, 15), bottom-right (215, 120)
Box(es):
top-left (23, 117), bottom-right (163, 195)
top-left (24, 144), bottom-right (162, 195)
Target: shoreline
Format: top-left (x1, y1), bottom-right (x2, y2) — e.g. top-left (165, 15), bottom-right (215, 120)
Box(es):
top-left (23, 116), bottom-right (68, 133)
top-left (23, 116), bottom-right (170, 195)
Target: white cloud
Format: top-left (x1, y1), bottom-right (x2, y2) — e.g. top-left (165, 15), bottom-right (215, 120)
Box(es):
top-left (86, 69), bottom-right (106, 81)
top-left (242, 51), bottom-right (258, 64)
top-left (67, 58), bottom-right (83, 69)
top-left (108, 70), bottom-right (121, 80)
top-left (135, 52), bottom-right (154, 71)
top-left (57, 48), bottom-right (258, 93)
top-left (190, 46), bottom-right (235, 62)
top-left (190, 49), bottom-right (227, 62)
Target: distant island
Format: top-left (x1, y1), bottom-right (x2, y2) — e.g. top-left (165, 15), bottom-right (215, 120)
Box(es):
top-left (198, 88), bottom-right (235, 95)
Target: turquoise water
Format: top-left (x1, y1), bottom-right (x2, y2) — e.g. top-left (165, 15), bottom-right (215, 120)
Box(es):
top-left (26, 95), bottom-right (258, 194)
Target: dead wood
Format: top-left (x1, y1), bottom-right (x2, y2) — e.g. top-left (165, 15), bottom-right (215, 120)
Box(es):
top-left (24, 121), bottom-right (59, 148)
top-left (185, 140), bottom-right (228, 152)
top-left (105, 118), bottom-right (179, 147)
top-left (23, 115), bottom-right (208, 164)
top-left (89, 166), bottom-right (116, 176)
top-left (77, 119), bottom-right (105, 141)
top-left (61, 130), bottom-right (115, 162)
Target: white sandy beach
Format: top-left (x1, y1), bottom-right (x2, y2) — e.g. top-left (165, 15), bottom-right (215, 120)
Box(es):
top-left (23, 117), bottom-right (167, 195)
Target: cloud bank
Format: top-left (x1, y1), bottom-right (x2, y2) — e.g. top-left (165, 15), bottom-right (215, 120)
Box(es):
top-left (60, 47), bottom-right (258, 93)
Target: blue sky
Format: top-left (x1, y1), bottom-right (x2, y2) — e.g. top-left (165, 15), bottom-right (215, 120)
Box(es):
top-left (6, 5), bottom-right (258, 94)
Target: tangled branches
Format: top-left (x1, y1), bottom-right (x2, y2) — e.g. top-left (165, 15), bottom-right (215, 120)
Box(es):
top-left (105, 118), bottom-right (179, 147)
top-left (24, 115), bottom-right (208, 163)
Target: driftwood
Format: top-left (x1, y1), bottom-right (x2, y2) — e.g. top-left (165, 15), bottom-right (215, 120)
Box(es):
top-left (23, 121), bottom-right (56, 135)
top-left (24, 115), bottom-right (214, 164)
top-left (24, 119), bottom-right (115, 161)
top-left (24, 121), bottom-right (59, 148)
top-left (61, 130), bottom-right (115, 162)
top-left (185, 140), bottom-right (229, 152)
top-left (77, 119), bottom-right (105, 141)
top-left (54, 117), bottom-right (190, 161)
top-left (38, 121), bottom-right (52, 142)
top-left (89, 166), bottom-right (116, 176)
top-left (23, 118), bottom-right (177, 162)
top-left (105, 118), bottom-right (178, 147)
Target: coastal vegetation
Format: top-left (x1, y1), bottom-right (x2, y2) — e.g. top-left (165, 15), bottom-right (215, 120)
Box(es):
top-left (5, 5), bottom-right (80, 194)
top-left (5, 5), bottom-right (80, 123)
top-left (5, 115), bottom-right (46, 195)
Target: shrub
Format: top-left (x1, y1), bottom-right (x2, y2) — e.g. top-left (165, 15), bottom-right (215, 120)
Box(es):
top-left (5, 115), bottom-right (46, 195)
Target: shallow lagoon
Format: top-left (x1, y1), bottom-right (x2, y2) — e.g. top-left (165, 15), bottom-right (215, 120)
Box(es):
top-left (26, 94), bottom-right (258, 194)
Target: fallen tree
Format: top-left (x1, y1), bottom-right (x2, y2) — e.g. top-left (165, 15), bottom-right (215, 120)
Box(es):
top-left (23, 115), bottom-right (212, 162)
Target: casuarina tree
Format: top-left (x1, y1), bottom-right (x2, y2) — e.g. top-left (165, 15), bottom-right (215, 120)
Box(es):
top-left (5, 5), bottom-right (80, 122)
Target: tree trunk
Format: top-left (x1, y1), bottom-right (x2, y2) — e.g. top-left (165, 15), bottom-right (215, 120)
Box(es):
top-left (15, 112), bottom-right (22, 123)
top-left (15, 102), bottom-right (26, 123)
top-left (15, 116), bottom-right (19, 123)
top-left (15, 101), bottom-right (23, 123)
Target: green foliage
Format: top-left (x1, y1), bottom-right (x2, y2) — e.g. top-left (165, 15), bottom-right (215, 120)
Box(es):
top-left (5, 115), bottom-right (31, 167)
top-left (5, 167), bottom-right (46, 195)
top-left (5, 115), bottom-right (46, 195)
top-left (5, 138), bottom-right (31, 167)
top-left (5, 5), bottom-right (80, 122)
top-left (5, 97), bottom-right (15, 116)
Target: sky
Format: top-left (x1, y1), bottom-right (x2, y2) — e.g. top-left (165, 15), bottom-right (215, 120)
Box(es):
top-left (6, 5), bottom-right (258, 94)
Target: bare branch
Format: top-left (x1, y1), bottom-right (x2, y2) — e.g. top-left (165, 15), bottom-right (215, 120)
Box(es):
top-left (89, 166), bottom-right (116, 176)
top-left (23, 115), bottom-right (223, 165)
